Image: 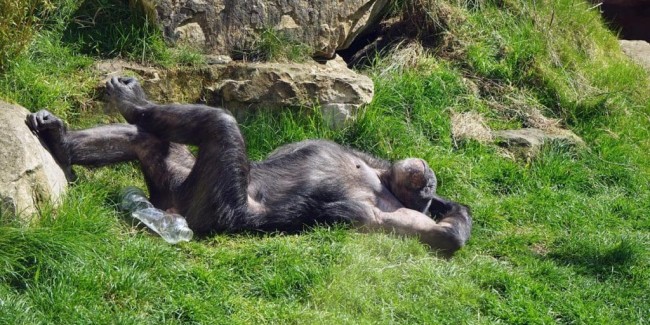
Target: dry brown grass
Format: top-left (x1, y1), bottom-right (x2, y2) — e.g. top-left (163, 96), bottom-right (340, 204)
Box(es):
top-left (487, 97), bottom-right (561, 130)
top-left (375, 41), bottom-right (428, 76)
top-left (398, 0), bottom-right (465, 39)
top-left (451, 111), bottom-right (493, 145)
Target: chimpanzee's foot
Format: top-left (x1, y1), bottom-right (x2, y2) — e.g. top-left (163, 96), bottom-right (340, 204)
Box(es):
top-left (26, 109), bottom-right (65, 136)
top-left (26, 109), bottom-right (76, 181)
top-left (105, 76), bottom-right (149, 124)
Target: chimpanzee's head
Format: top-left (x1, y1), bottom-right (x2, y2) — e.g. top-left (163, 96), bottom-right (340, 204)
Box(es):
top-left (386, 158), bottom-right (437, 213)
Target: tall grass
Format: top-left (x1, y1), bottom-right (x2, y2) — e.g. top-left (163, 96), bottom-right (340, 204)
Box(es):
top-left (0, 0), bottom-right (49, 72)
top-left (232, 28), bottom-right (312, 62)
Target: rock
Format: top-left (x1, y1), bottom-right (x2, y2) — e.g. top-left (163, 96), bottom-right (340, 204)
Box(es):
top-left (0, 102), bottom-right (67, 221)
top-left (492, 128), bottom-right (584, 159)
top-left (202, 56), bottom-right (374, 125)
top-left (449, 106), bottom-right (584, 160)
top-left (94, 56), bottom-right (374, 128)
top-left (174, 22), bottom-right (207, 48)
top-left (143, 0), bottom-right (390, 59)
top-left (619, 40), bottom-right (650, 73)
top-left (205, 55), bottom-right (233, 65)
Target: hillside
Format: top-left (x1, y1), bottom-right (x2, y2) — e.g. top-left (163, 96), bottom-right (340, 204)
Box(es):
top-left (1, 0), bottom-right (648, 323)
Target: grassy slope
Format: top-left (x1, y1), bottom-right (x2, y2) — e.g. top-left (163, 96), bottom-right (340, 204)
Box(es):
top-left (1, 0), bottom-right (649, 323)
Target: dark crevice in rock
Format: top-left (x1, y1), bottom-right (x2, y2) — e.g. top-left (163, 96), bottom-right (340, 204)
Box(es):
top-left (337, 18), bottom-right (420, 68)
top-left (600, 2), bottom-right (650, 41)
top-left (336, 6), bottom-right (452, 69)
top-left (336, 22), bottom-right (386, 67)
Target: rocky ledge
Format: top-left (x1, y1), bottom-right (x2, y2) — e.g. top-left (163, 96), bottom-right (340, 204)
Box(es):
top-left (95, 56), bottom-right (374, 128)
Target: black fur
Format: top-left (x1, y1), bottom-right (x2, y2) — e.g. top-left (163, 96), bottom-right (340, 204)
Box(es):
top-left (27, 76), bottom-right (472, 256)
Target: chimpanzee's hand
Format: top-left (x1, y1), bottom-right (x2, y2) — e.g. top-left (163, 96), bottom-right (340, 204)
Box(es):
top-left (105, 76), bottom-right (148, 124)
top-left (26, 109), bottom-right (65, 136)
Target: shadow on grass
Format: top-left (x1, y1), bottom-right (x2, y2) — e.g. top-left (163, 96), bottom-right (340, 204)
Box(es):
top-left (547, 238), bottom-right (643, 281)
top-left (61, 0), bottom-right (166, 62)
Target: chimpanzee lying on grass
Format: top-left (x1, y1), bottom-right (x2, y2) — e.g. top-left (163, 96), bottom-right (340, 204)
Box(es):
top-left (27, 77), bottom-right (471, 257)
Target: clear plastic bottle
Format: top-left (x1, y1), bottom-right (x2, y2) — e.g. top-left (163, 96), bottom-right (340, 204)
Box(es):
top-left (120, 186), bottom-right (193, 244)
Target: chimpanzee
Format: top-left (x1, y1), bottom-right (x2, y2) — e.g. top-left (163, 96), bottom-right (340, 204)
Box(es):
top-left (27, 77), bottom-right (472, 257)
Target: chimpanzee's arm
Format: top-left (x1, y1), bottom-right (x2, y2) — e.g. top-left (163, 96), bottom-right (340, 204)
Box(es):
top-left (365, 205), bottom-right (472, 258)
top-left (428, 194), bottom-right (473, 254)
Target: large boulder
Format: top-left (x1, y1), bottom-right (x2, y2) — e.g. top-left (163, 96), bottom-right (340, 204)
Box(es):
top-left (95, 56), bottom-right (374, 127)
top-left (0, 102), bottom-right (67, 221)
top-left (201, 56), bottom-right (373, 126)
top-left (142, 0), bottom-right (390, 58)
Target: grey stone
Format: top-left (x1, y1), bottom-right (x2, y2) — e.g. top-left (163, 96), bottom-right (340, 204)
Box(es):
top-left (95, 56), bottom-right (374, 128)
top-left (205, 55), bottom-right (233, 65)
top-left (492, 128), bottom-right (584, 159)
top-left (619, 40), bottom-right (650, 73)
top-left (174, 22), bottom-right (207, 48)
top-left (0, 102), bottom-right (67, 221)
top-left (143, 0), bottom-right (390, 59)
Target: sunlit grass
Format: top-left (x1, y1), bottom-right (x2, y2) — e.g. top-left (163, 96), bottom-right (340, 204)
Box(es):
top-left (0, 0), bottom-right (649, 323)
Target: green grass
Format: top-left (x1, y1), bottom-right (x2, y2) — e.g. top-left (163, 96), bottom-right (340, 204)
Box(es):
top-left (232, 27), bottom-right (312, 62)
top-left (0, 0), bottom-right (43, 72)
top-left (1, 0), bottom-right (650, 323)
top-left (59, 0), bottom-right (169, 63)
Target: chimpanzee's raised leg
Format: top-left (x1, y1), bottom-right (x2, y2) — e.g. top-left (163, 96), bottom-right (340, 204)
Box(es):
top-left (27, 110), bottom-right (195, 210)
top-left (106, 77), bottom-right (250, 233)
